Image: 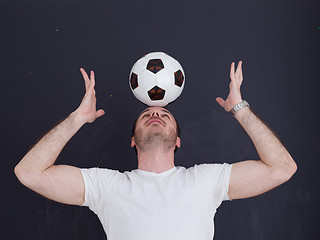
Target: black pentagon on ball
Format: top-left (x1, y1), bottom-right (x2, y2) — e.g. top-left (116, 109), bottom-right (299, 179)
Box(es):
top-left (147, 59), bottom-right (164, 74)
top-left (148, 86), bottom-right (165, 101)
top-left (174, 70), bottom-right (184, 87)
top-left (130, 72), bottom-right (138, 90)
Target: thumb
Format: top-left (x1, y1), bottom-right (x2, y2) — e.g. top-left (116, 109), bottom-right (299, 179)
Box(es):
top-left (96, 109), bottom-right (105, 118)
top-left (216, 97), bottom-right (225, 108)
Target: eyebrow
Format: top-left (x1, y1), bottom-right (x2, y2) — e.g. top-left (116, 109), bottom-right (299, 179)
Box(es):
top-left (139, 108), bottom-right (173, 118)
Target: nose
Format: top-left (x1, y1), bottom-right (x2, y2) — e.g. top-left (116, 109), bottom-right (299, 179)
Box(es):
top-left (151, 110), bottom-right (160, 117)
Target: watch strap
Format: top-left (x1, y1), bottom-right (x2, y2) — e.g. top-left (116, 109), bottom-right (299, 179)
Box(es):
top-left (230, 100), bottom-right (250, 115)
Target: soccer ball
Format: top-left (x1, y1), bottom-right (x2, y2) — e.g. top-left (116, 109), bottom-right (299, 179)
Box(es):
top-left (129, 52), bottom-right (185, 107)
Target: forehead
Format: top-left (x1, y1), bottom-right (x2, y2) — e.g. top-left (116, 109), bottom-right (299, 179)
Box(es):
top-left (138, 107), bottom-right (174, 118)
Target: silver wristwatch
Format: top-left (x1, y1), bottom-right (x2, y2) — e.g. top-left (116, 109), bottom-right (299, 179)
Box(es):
top-left (230, 100), bottom-right (250, 115)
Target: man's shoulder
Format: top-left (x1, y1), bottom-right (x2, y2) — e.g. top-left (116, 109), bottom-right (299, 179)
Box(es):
top-left (80, 167), bottom-right (123, 179)
top-left (184, 163), bottom-right (231, 171)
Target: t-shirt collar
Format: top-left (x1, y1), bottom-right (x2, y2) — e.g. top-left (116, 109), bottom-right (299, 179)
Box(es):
top-left (135, 166), bottom-right (177, 176)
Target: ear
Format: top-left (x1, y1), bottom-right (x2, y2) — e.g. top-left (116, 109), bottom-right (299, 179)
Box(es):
top-left (131, 137), bottom-right (135, 148)
top-left (175, 137), bottom-right (181, 148)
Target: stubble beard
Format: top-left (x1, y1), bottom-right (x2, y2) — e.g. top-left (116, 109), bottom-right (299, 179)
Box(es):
top-left (134, 126), bottom-right (177, 152)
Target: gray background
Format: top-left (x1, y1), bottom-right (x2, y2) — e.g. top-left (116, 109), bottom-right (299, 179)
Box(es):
top-left (1, 0), bottom-right (319, 239)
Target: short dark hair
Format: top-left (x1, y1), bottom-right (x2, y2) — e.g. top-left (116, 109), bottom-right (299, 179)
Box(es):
top-left (131, 117), bottom-right (181, 155)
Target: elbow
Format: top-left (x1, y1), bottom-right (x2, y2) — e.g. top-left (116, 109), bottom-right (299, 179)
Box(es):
top-left (14, 164), bottom-right (26, 184)
top-left (288, 158), bottom-right (298, 178)
top-left (281, 157), bottom-right (298, 183)
top-left (14, 163), bottom-right (36, 188)
top-left (14, 164), bottom-right (21, 180)
top-left (271, 156), bottom-right (297, 185)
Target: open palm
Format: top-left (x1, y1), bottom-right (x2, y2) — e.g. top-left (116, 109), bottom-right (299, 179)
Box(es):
top-left (76, 68), bottom-right (105, 123)
top-left (216, 61), bottom-right (244, 112)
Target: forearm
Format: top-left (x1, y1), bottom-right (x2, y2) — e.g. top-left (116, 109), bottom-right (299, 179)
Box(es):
top-left (234, 106), bottom-right (297, 173)
top-left (15, 110), bottom-right (86, 175)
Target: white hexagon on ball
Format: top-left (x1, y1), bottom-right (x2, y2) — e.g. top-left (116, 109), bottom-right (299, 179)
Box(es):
top-left (156, 68), bottom-right (174, 90)
top-left (138, 70), bottom-right (157, 91)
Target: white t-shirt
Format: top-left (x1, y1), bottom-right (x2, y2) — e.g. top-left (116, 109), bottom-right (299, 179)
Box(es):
top-left (80, 163), bottom-right (233, 240)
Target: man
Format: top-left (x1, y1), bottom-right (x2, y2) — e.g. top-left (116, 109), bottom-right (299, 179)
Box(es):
top-left (14, 61), bottom-right (297, 240)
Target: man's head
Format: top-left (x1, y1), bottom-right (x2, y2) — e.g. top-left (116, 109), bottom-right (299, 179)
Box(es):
top-left (131, 107), bottom-right (181, 154)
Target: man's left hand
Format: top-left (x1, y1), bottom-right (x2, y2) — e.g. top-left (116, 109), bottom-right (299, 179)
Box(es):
top-left (216, 61), bottom-right (244, 112)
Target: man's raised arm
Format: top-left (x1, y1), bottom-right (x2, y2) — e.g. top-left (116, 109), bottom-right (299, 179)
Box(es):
top-left (216, 61), bottom-right (297, 200)
top-left (14, 68), bottom-right (105, 206)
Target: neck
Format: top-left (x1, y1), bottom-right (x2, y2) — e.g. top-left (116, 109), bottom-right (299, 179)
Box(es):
top-left (137, 148), bottom-right (175, 174)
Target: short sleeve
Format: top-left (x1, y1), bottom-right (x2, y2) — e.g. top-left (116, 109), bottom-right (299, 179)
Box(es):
top-left (80, 168), bottom-right (120, 214)
top-left (196, 163), bottom-right (233, 205)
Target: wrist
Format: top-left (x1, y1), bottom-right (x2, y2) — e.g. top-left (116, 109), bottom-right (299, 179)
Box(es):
top-left (70, 109), bottom-right (88, 127)
top-left (230, 100), bottom-right (250, 115)
top-left (233, 104), bottom-right (251, 120)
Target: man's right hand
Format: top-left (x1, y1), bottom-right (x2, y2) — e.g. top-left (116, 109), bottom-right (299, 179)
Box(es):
top-left (75, 68), bottom-right (105, 124)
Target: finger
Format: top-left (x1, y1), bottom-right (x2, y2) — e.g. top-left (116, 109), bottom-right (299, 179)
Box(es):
top-left (90, 70), bottom-right (95, 89)
top-left (80, 68), bottom-right (90, 91)
top-left (238, 61), bottom-right (243, 85)
top-left (96, 109), bottom-right (105, 118)
top-left (230, 62), bottom-right (235, 80)
top-left (235, 61), bottom-right (242, 78)
top-left (80, 68), bottom-right (89, 80)
top-left (91, 70), bottom-right (95, 83)
top-left (216, 97), bottom-right (225, 108)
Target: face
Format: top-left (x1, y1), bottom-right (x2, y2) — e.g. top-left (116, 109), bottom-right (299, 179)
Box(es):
top-left (131, 107), bottom-right (180, 152)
